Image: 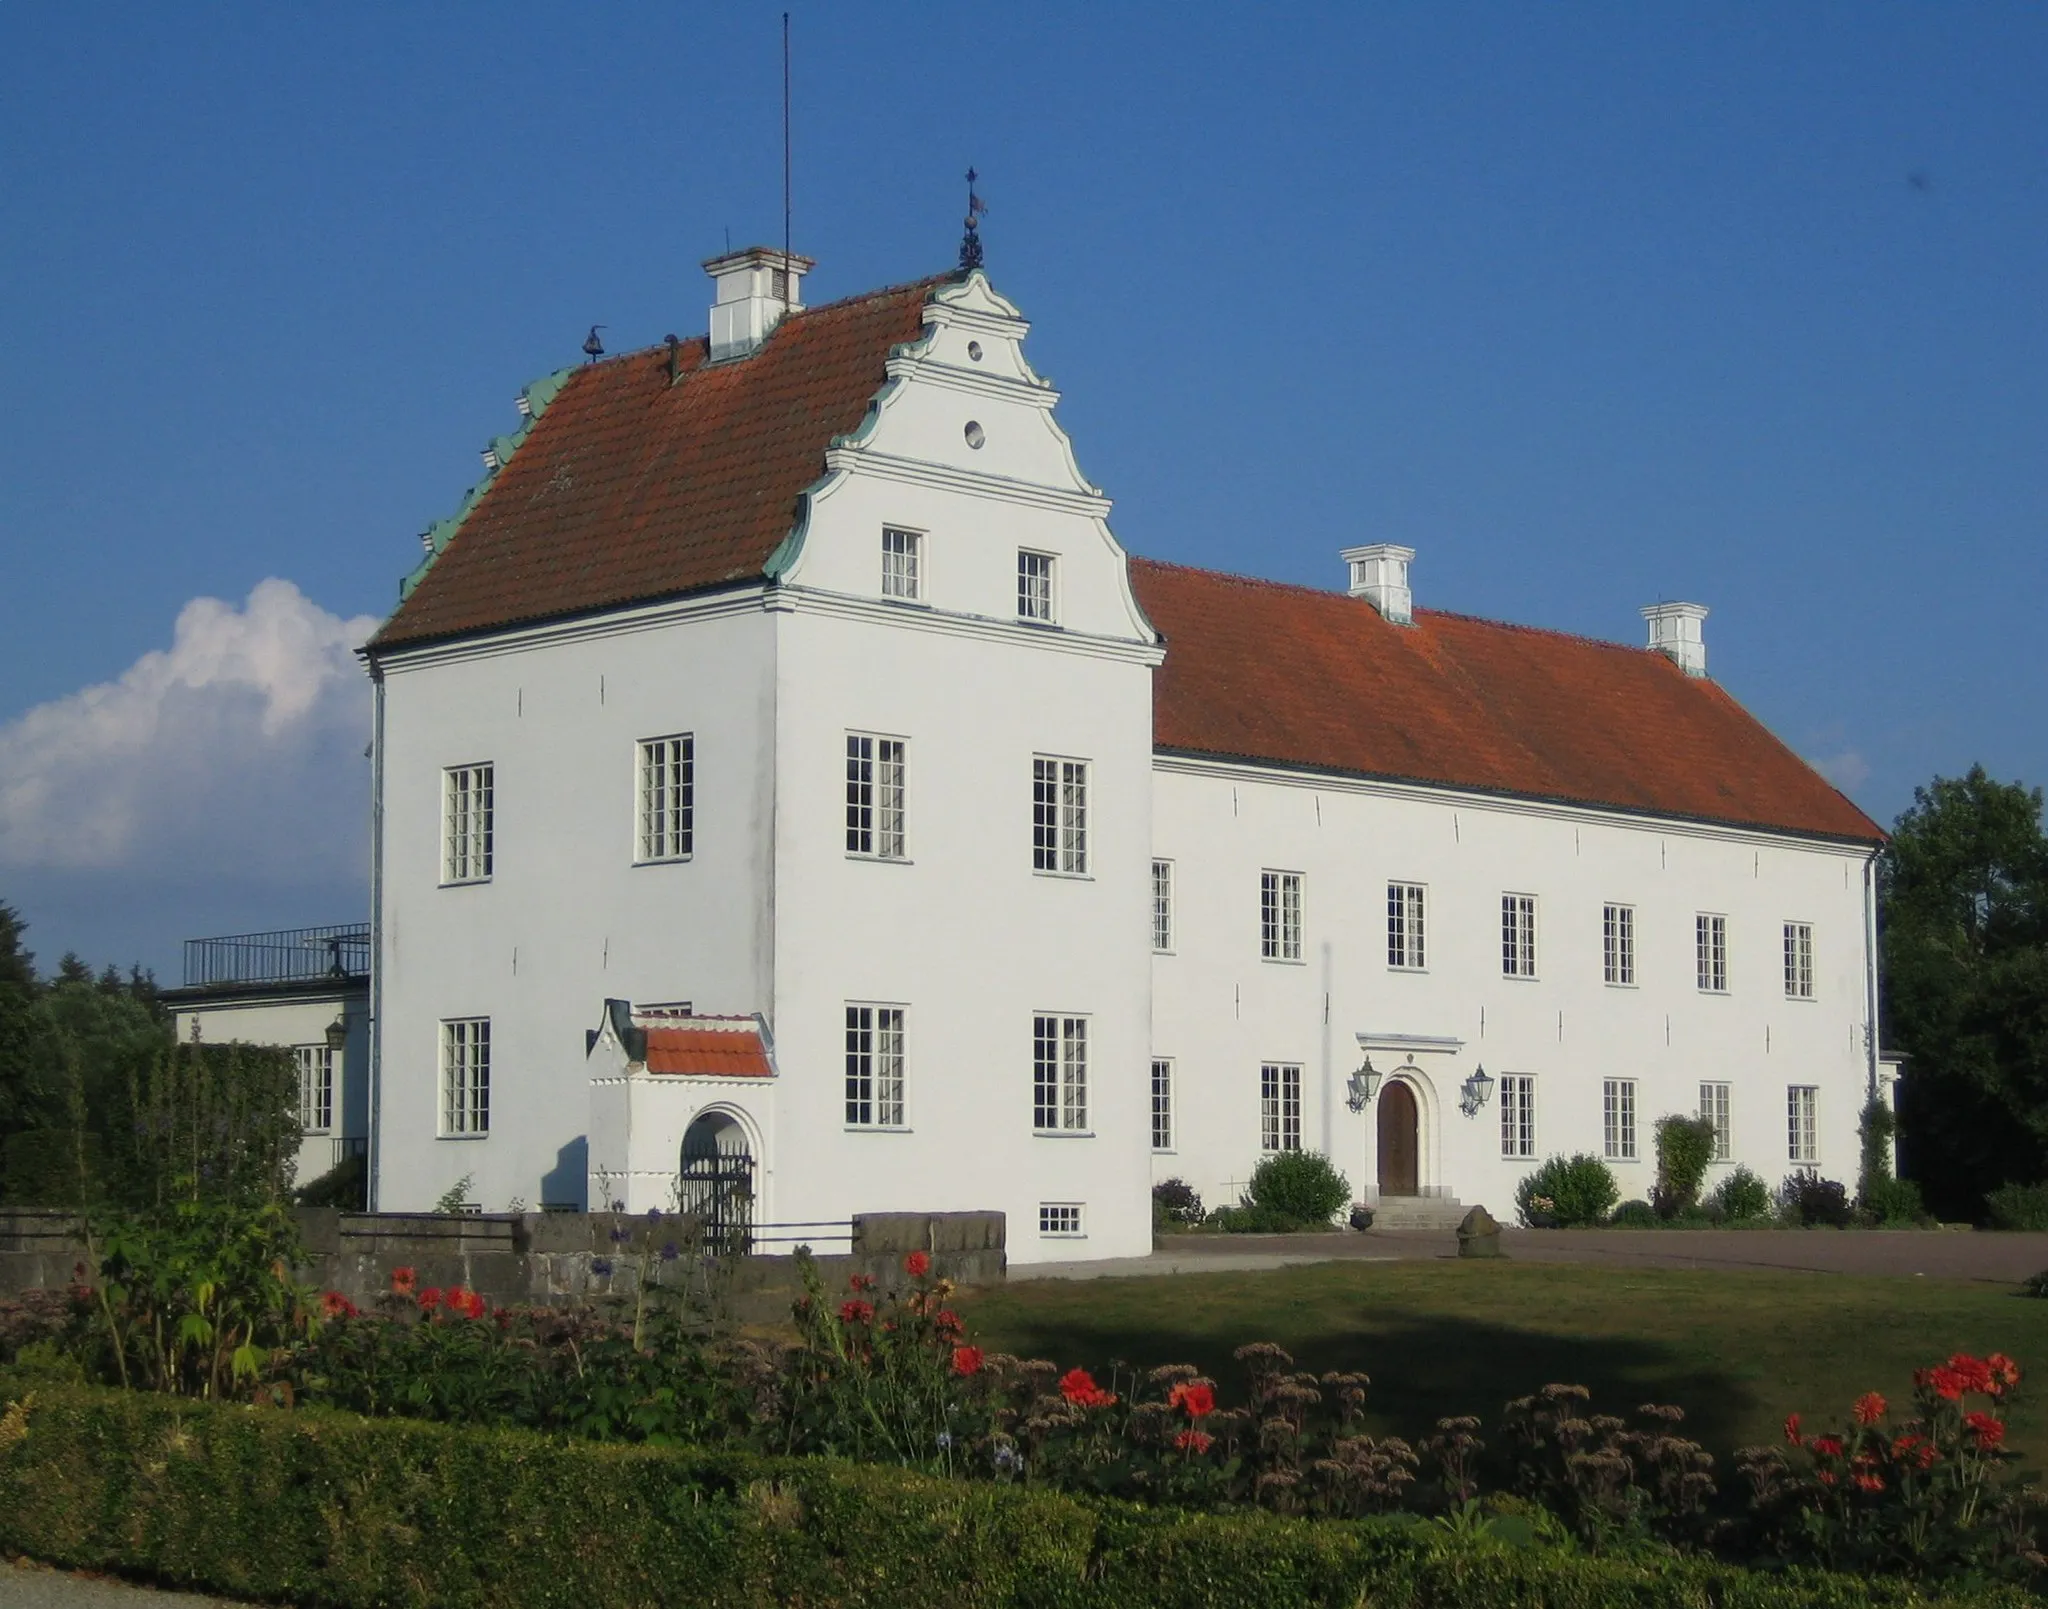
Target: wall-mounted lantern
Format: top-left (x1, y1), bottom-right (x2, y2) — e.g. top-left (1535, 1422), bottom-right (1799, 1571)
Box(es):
top-left (1459, 1064), bottom-right (1496, 1118)
top-left (1345, 1056), bottom-right (1383, 1113)
top-left (325, 1015), bottom-right (350, 1055)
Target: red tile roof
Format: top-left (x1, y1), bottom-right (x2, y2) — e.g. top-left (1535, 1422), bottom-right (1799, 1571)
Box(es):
top-left (1131, 559), bottom-right (1882, 843)
top-left (369, 276), bottom-right (947, 651)
top-left (642, 1021), bottom-right (775, 1079)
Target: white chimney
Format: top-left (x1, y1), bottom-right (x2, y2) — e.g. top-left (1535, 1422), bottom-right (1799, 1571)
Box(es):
top-left (1341, 544), bottom-right (1415, 625)
top-left (1641, 601), bottom-right (1709, 676)
top-left (703, 246), bottom-right (815, 361)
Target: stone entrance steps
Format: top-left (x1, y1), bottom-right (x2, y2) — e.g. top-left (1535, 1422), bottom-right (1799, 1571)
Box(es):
top-left (1364, 1195), bottom-right (1469, 1232)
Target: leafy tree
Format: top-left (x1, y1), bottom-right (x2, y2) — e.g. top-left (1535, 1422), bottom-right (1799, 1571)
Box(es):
top-left (1880, 767), bottom-right (2048, 1218)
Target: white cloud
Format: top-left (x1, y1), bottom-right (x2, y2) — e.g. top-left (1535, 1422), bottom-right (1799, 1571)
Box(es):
top-left (0, 580), bottom-right (378, 881)
top-left (1810, 748), bottom-right (1872, 793)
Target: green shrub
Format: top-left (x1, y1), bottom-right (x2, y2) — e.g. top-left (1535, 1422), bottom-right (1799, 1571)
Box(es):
top-left (1653, 1114), bottom-right (1719, 1218)
top-left (1610, 1199), bottom-right (1659, 1228)
top-left (0, 1379), bottom-right (2036, 1609)
top-left (1781, 1174), bottom-right (1854, 1228)
top-left (1152, 1178), bottom-right (1204, 1231)
top-left (294, 1150), bottom-right (367, 1211)
top-left (1711, 1165), bottom-right (1774, 1222)
top-left (1515, 1154), bottom-right (1619, 1227)
top-left (1242, 1151), bottom-right (1350, 1227)
top-left (1985, 1183), bottom-right (2048, 1232)
top-left (1861, 1177), bottom-right (1926, 1227)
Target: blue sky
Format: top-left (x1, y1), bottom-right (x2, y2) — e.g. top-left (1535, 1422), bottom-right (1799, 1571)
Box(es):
top-left (2, 4), bottom-right (2044, 977)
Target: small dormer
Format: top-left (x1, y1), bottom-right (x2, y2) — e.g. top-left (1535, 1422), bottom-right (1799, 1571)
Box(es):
top-left (704, 246), bottom-right (814, 361)
top-left (1342, 544), bottom-right (1415, 625)
top-left (1642, 601), bottom-right (1709, 677)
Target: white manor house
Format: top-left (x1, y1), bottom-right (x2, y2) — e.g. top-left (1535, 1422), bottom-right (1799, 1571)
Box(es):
top-left (175, 243), bottom-right (1890, 1263)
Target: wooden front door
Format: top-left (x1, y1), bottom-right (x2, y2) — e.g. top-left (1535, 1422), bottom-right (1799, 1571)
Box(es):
top-left (1377, 1081), bottom-right (1419, 1196)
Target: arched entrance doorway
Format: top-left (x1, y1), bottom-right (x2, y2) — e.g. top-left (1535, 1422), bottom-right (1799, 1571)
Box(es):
top-left (1377, 1081), bottom-right (1419, 1197)
top-left (679, 1111), bottom-right (755, 1250)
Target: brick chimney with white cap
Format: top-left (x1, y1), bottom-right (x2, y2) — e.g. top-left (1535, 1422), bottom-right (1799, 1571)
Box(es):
top-left (703, 246), bottom-right (815, 361)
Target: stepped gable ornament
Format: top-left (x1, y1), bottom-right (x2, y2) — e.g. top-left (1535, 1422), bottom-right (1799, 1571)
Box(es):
top-left (959, 167), bottom-right (988, 271)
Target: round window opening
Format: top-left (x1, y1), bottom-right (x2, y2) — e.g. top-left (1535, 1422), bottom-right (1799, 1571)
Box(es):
top-left (964, 420), bottom-right (986, 449)
top-left (966, 340), bottom-right (983, 362)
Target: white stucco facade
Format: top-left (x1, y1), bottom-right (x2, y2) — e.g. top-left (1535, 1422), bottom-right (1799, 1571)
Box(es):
top-left (361, 264), bottom-right (1883, 1260)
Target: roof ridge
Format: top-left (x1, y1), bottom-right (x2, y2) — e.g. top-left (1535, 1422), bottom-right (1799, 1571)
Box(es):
top-left (1128, 554), bottom-right (1652, 659)
top-left (593, 271), bottom-right (957, 369)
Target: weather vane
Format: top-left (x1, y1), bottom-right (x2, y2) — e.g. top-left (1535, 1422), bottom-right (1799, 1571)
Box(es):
top-left (959, 167), bottom-right (988, 271)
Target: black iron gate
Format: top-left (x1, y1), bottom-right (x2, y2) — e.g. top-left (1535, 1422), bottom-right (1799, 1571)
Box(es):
top-left (679, 1120), bottom-right (755, 1252)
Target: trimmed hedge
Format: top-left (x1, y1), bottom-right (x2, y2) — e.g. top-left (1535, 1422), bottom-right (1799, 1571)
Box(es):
top-left (0, 1380), bottom-right (2034, 1609)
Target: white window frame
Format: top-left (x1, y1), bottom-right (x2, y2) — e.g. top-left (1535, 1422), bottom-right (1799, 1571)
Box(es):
top-left (1499, 1073), bottom-right (1536, 1159)
top-left (1032, 757), bottom-right (1088, 875)
top-left (1501, 893), bottom-right (1537, 978)
top-left (845, 733), bottom-right (907, 860)
top-left (1387, 882), bottom-right (1427, 970)
top-left (1699, 1081), bottom-right (1731, 1161)
top-left (1016, 549), bottom-right (1057, 623)
top-left (1788, 1085), bottom-right (1819, 1166)
top-left (1260, 1063), bottom-right (1303, 1152)
top-left (1696, 913), bottom-right (1729, 994)
top-left (1261, 870), bottom-right (1304, 962)
top-left (844, 1003), bottom-right (907, 1129)
top-left (636, 735), bottom-right (694, 863)
top-left (295, 1044), bottom-right (334, 1135)
top-left (1602, 1077), bottom-right (1637, 1162)
top-left (1603, 902), bottom-right (1635, 986)
top-left (880, 526), bottom-right (924, 601)
top-left (440, 1018), bottom-right (490, 1137)
top-left (1783, 921), bottom-right (1815, 1000)
top-left (442, 763), bottom-right (494, 884)
top-left (1033, 1014), bottom-right (1089, 1133)
top-left (1151, 860), bottom-right (1175, 953)
top-left (1150, 1057), bottom-right (1174, 1152)
top-left (1039, 1203), bottom-right (1084, 1238)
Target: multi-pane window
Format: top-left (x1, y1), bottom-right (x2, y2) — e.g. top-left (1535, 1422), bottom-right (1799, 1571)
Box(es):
top-left (1261, 871), bottom-right (1304, 961)
top-left (636, 736), bottom-right (694, 862)
top-left (295, 1044), bottom-right (333, 1135)
top-left (844, 1005), bottom-right (906, 1128)
top-left (1033, 1015), bottom-right (1089, 1132)
top-left (1150, 1058), bottom-right (1174, 1151)
top-left (1151, 860), bottom-right (1175, 953)
top-left (1788, 1085), bottom-right (1819, 1166)
top-left (440, 1018), bottom-right (490, 1137)
top-left (1261, 1063), bottom-right (1303, 1152)
top-left (1699, 1081), bottom-right (1732, 1161)
top-left (1696, 913), bottom-right (1728, 993)
top-left (1602, 1078), bottom-right (1637, 1162)
top-left (1784, 922), bottom-right (1815, 1000)
top-left (1387, 882), bottom-right (1427, 969)
top-left (845, 735), bottom-right (907, 858)
top-left (1603, 903), bottom-right (1635, 985)
top-left (1500, 1074), bottom-right (1536, 1158)
top-left (1032, 757), bottom-right (1088, 874)
top-left (1039, 1203), bottom-right (1084, 1237)
top-left (880, 527), bottom-right (923, 600)
top-left (442, 764), bottom-right (494, 882)
top-left (1016, 550), bottom-right (1056, 622)
top-left (1501, 894), bottom-right (1537, 978)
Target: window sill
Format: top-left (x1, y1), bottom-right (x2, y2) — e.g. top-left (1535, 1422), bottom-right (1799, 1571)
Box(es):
top-left (846, 853), bottom-right (914, 866)
top-left (1605, 1156), bottom-right (1641, 1165)
top-left (634, 854), bottom-right (694, 868)
top-left (1039, 1234), bottom-right (1088, 1241)
top-left (1032, 868), bottom-right (1094, 882)
top-left (1151, 1148), bottom-right (1177, 1156)
top-left (1502, 973), bottom-right (1539, 983)
top-left (1016, 616), bottom-right (1062, 630)
top-left (844, 1125), bottom-right (913, 1134)
top-left (881, 595), bottom-right (930, 608)
top-left (1387, 966), bottom-right (1429, 975)
top-left (438, 878), bottom-right (492, 889)
top-left (1698, 989), bottom-right (1731, 998)
top-left (439, 1132), bottom-right (490, 1142)
top-left (1033, 1129), bottom-right (1095, 1139)
top-left (1153, 947), bottom-right (1176, 958)
top-left (1262, 956), bottom-right (1307, 967)
top-left (1784, 995), bottom-right (1817, 1004)
top-left (1605, 980), bottom-right (1639, 990)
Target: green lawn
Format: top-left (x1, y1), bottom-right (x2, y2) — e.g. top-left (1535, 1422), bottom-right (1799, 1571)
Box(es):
top-left (958, 1262), bottom-right (2048, 1460)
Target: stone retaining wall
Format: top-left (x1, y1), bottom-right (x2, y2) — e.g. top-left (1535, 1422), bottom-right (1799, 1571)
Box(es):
top-left (0, 1208), bottom-right (1005, 1324)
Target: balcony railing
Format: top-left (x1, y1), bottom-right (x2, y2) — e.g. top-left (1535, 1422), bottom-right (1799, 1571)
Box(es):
top-left (183, 923), bottom-right (370, 989)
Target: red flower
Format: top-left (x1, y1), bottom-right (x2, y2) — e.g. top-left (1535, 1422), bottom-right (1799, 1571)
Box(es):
top-left (951, 1346), bottom-right (985, 1377)
top-left (1852, 1392), bottom-right (1886, 1425)
top-left (390, 1266), bottom-right (416, 1296)
top-left (458, 1289), bottom-right (487, 1320)
top-left (1169, 1381), bottom-right (1217, 1419)
top-left (1059, 1367), bottom-right (1118, 1409)
top-left (1987, 1353), bottom-right (2022, 1391)
top-left (1965, 1411), bottom-right (2006, 1451)
top-left (1783, 1413), bottom-right (1803, 1446)
top-left (1852, 1470), bottom-right (1885, 1493)
top-left (418, 1286), bottom-right (442, 1311)
top-left (320, 1290), bottom-right (358, 1320)
top-left (849, 1273), bottom-right (876, 1293)
top-left (1173, 1429), bottom-right (1214, 1454)
top-left (1891, 1433), bottom-right (1938, 1471)
top-left (933, 1309), bottom-right (965, 1340)
top-left (838, 1299), bottom-right (875, 1326)
top-left (904, 1251), bottom-right (931, 1278)
top-left (1948, 1354), bottom-right (1995, 1395)
top-left (1812, 1436), bottom-right (1845, 1458)
top-left (1915, 1365), bottom-right (1967, 1402)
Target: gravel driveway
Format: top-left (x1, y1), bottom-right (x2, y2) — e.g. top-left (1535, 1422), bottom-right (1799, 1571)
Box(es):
top-left (0, 1561), bottom-right (244, 1608)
